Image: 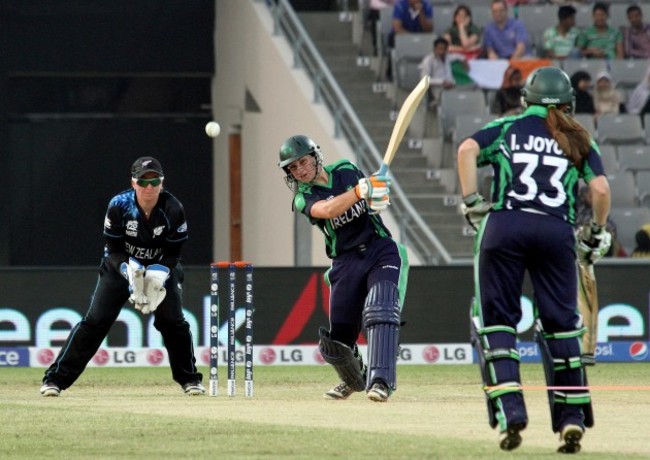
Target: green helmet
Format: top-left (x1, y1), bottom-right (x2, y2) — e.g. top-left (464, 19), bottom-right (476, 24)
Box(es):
top-left (278, 135), bottom-right (321, 169)
top-left (521, 66), bottom-right (575, 113)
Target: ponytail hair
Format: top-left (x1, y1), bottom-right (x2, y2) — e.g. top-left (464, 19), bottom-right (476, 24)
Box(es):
top-left (545, 106), bottom-right (592, 170)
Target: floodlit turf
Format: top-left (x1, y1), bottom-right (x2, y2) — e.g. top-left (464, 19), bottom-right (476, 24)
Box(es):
top-left (2, 364), bottom-right (649, 459)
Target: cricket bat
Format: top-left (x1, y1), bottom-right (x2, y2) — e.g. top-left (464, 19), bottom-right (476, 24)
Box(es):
top-left (577, 260), bottom-right (598, 365)
top-left (377, 75), bottom-right (430, 175)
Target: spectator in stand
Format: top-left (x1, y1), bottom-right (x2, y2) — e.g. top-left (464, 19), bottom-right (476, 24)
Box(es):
top-left (443, 5), bottom-right (482, 60)
top-left (419, 37), bottom-right (465, 108)
top-left (367, 0), bottom-right (395, 57)
top-left (623, 5), bottom-right (650, 59)
top-left (543, 5), bottom-right (581, 60)
top-left (576, 2), bottom-right (624, 60)
top-left (386, 0), bottom-right (434, 80)
top-left (631, 224), bottom-right (650, 258)
top-left (492, 66), bottom-right (524, 116)
top-left (571, 71), bottom-right (595, 115)
top-left (593, 71), bottom-right (621, 117)
top-left (483, 0), bottom-right (531, 60)
top-left (626, 65), bottom-right (650, 118)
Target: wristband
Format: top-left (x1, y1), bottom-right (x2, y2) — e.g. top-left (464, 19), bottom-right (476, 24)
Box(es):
top-left (462, 192), bottom-right (480, 207)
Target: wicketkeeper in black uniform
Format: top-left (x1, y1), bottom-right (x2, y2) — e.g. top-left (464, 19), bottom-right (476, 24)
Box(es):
top-left (278, 135), bottom-right (409, 402)
top-left (40, 157), bottom-right (204, 396)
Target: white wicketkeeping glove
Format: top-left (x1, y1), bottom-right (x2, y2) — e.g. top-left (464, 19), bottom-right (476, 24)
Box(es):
top-left (577, 222), bottom-right (612, 264)
top-left (141, 264), bottom-right (171, 314)
top-left (461, 193), bottom-right (491, 231)
top-left (120, 257), bottom-right (149, 311)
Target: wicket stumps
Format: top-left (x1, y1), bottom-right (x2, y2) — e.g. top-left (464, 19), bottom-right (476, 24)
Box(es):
top-left (209, 261), bottom-right (254, 397)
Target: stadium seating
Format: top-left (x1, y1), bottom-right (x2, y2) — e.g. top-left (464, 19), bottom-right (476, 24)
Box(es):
top-left (609, 207), bottom-right (650, 254)
top-left (392, 33), bottom-right (435, 92)
top-left (437, 89), bottom-right (488, 141)
top-left (562, 59), bottom-right (609, 81)
top-left (598, 144), bottom-right (619, 173)
top-left (636, 171), bottom-right (650, 207)
top-left (574, 113), bottom-right (597, 138)
top-left (609, 59), bottom-right (649, 90)
top-left (597, 114), bottom-right (646, 146)
top-left (452, 114), bottom-right (497, 152)
top-left (433, 5), bottom-right (455, 38)
top-left (607, 170), bottom-right (638, 208)
top-left (517, 4), bottom-right (557, 54)
top-left (617, 145), bottom-right (650, 174)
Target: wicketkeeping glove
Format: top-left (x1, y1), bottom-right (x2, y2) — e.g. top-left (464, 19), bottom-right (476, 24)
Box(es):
top-left (577, 221), bottom-right (612, 264)
top-left (141, 264), bottom-right (171, 314)
top-left (461, 192), bottom-right (491, 231)
top-left (355, 175), bottom-right (391, 202)
top-left (120, 257), bottom-right (149, 311)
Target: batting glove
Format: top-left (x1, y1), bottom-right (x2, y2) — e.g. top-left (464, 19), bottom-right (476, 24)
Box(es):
top-left (355, 175), bottom-right (391, 202)
top-left (461, 192), bottom-right (490, 231)
top-left (577, 222), bottom-right (612, 264)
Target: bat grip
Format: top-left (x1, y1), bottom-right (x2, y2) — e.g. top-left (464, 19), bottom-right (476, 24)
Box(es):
top-left (377, 163), bottom-right (388, 176)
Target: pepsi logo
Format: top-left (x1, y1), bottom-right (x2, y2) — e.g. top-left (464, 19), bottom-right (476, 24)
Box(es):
top-left (259, 348), bottom-right (276, 364)
top-left (93, 349), bottom-right (110, 366)
top-left (147, 349), bottom-right (164, 365)
top-left (629, 342), bottom-right (648, 361)
top-left (423, 345), bottom-right (440, 363)
top-left (314, 349), bottom-right (326, 364)
top-left (37, 348), bottom-right (55, 366)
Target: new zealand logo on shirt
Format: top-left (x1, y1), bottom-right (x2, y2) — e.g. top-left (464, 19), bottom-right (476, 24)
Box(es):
top-left (126, 220), bottom-right (138, 237)
top-left (153, 226), bottom-right (164, 237)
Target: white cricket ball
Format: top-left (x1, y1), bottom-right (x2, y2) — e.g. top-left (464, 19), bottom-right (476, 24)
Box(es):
top-left (205, 121), bottom-right (221, 138)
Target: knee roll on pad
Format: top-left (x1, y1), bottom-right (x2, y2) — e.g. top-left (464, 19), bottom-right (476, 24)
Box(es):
top-left (471, 315), bottom-right (525, 430)
top-left (363, 281), bottom-right (401, 390)
top-left (534, 320), bottom-right (593, 431)
top-left (318, 328), bottom-right (366, 391)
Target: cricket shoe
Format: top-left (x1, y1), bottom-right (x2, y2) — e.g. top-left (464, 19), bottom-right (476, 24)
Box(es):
top-left (324, 382), bottom-right (359, 400)
top-left (499, 423), bottom-right (526, 451)
top-left (40, 381), bottom-right (61, 397)
top-left (558, 424), bottom-right (583, 454)
top-left (367, 381), bottom-right (391, 402)
top-left (182, 381), bottom-right (206, 396)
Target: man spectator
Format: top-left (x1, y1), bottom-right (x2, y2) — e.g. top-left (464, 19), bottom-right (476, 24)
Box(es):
top-left (543, 5), bottom-right (581, 60)
top-left (386, 0), bottom-right (434, 80)
top-left (483, 0), bottom-right (531, 60)
top-left (576, 2), bottom-right (623, 59)
top-left (623, 5), bottom-right (650, 59)
top-left (419, 37), bottom-right (464, 108)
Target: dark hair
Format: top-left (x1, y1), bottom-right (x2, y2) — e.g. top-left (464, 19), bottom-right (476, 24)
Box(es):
top-left (570, 70), bottom-right (592, 89)
top-left (593, 2), bottom-right (609, 15)
top-left (434, 37), bottom-right (449, 48)
top-left (627, 5), bottom-right (641, 16)
top-left (454, 5), bottom-right (473, 22)
top-left (558, 5), bottom-right (576, 21)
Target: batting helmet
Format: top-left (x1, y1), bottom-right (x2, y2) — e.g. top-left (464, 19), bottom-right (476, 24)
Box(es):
top-left (521, 66), bottom-right (575, 113)
top-left (278, 135), bottom-right (322, 169)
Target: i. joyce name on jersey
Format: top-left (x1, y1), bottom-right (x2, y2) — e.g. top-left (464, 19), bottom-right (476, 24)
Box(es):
top-left (509, 134), bottom-right (564, 155)
top-left (329, 200), bottom-right (366, 229)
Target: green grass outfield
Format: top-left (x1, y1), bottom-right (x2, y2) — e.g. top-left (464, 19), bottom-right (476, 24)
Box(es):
top-left (2, 364), bottom-right (649, 459)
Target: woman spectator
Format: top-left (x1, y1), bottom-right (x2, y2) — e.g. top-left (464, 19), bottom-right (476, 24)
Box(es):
top-left (443, 4), bottom-right (482, 60)
top-left (571, 71), bottom-right (595, 115)
top-left (593, 71), bottom-right (621, 116)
